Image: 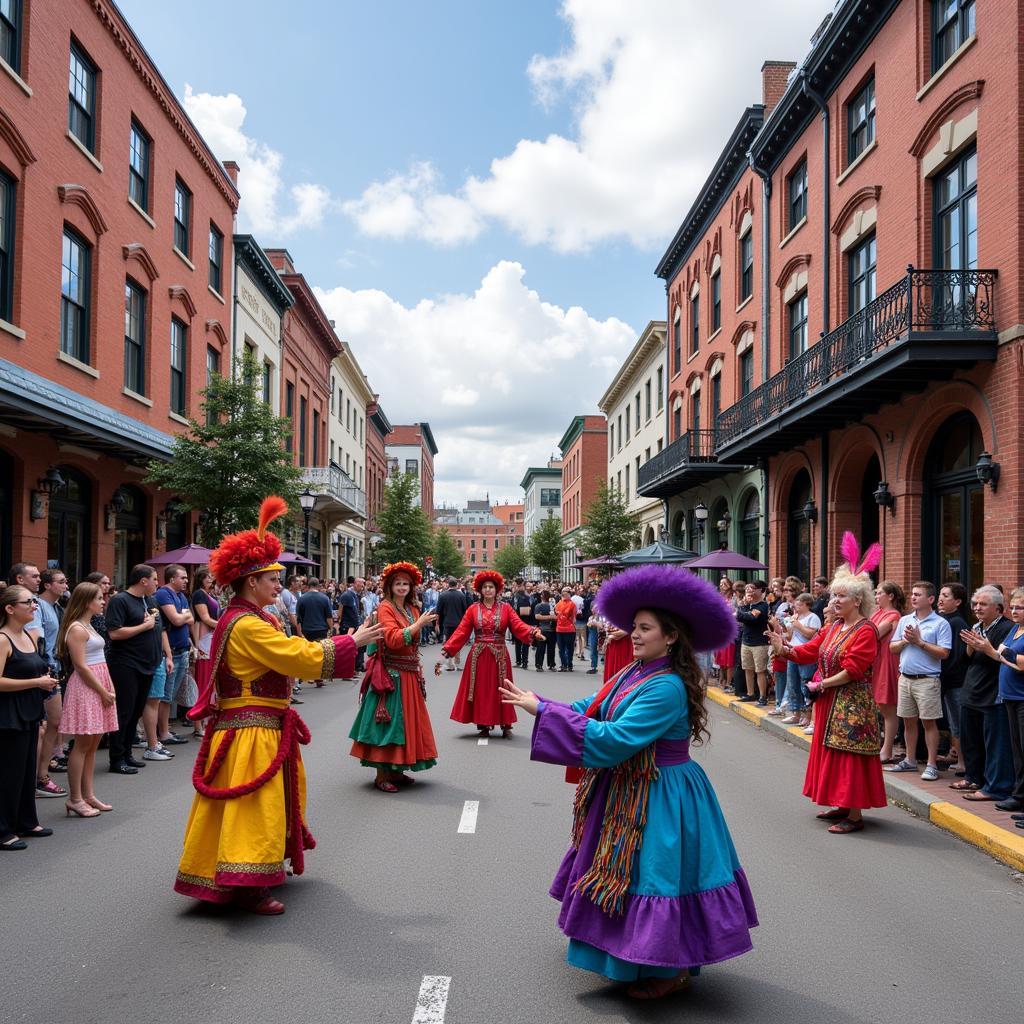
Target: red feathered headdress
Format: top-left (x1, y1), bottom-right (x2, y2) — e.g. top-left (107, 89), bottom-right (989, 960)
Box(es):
top-left (380, 560), bottom-right (423, 589)
top-left (209, 496), bottom-right (289, 588)
top-left (473, 570), bottom-right (504, 593)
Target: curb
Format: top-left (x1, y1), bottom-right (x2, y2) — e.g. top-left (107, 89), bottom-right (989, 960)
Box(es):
top-left (707, 685), bottom-right (1024, 871)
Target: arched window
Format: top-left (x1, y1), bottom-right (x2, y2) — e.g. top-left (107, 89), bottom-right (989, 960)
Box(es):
top-left (113, 485), bottom-right (147, 588)
top-left (47, 465), bottom-right (92, 584)
top-left (740, 489), bottom-right (760, 563)
top-left (708, 497), bottom-right (729, 551)
top-left (787, 470), bottom-right (812, 582)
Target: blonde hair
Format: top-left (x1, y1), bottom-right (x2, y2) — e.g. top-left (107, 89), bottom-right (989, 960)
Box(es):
top-left (829, 566), bottom-right (876, 618)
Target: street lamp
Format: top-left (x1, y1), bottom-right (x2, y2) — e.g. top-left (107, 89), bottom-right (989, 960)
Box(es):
top-left (299, 487), bottom-right (316, 561)
top-left (693, 500), bottom-right (709, 554)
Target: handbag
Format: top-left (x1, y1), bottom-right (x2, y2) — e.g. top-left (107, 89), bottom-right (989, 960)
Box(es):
top-left (823, 679), bottom-right (881, 755)
top-left (175, 671), bottom-right (199, 709)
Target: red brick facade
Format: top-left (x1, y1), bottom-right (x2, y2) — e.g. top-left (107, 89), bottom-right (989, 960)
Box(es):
top-left (559, 415), bottom-right (608, 573)
top-left (386, 423), bottom-right (437, 517)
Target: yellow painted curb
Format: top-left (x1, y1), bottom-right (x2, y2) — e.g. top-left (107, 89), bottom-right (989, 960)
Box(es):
top-left (706, 687), bottom-right (734, 710)
top-left (732, 702), bottom-right (763, 726)
top-left (930, 801), bottom-right (1024, 872)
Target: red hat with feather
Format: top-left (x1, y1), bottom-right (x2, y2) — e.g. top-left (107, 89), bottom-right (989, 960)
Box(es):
top-left (473, 569), bottom-right (504, 593)
top-left (209, 496), bottom-right (289, 588)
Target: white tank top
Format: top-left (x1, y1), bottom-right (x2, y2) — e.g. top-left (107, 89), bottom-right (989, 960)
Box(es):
top-left (73, 624), bottom-right (107, 666)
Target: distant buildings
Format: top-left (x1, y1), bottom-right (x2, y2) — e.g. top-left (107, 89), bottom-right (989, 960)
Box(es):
top-left (386, 422), bottom-right (438, 517)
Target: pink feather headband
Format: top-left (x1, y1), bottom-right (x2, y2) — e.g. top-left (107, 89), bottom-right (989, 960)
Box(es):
top-left (839, 531), bottom-right (881, 576)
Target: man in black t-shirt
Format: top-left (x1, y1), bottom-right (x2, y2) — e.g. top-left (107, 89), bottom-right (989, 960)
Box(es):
top-left (736, 580), bottom-right (771, 705)
top-left (511, 580), bottom-right (534, 670)
top-left (105, 564), bottom-right (164, 775)
top-left (532, 590), bottom-right (557, 671)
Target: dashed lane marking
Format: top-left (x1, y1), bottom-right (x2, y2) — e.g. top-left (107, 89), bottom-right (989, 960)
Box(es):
top-left (457, 800), bottom-right (479, 834)
top-left (478, 737), bottom-right (488, 746)
top-left (412, 975), bottom-right (451, 1023)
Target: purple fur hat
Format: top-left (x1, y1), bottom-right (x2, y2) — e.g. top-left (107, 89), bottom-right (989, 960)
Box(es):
top-left (594, 564), bottom-right (737, 654)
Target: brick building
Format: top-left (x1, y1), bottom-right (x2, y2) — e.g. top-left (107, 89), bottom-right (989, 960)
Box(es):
top-left (559, 415), bottom-right (608, 580)
top-left (0, 0), bottom-right (237, 582)
top-left (491, 502), bottom-right (524, 539)
top-left (386, 422), bottom-right (438, 517)
top-left (365, 399), bottom-right (392, 572)
top-left (640, 0), bottom-right (1020, 595)
top-left (433, 499), bottom-right (517, 574)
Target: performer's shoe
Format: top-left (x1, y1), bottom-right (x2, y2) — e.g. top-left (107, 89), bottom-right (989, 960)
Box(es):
top-left (501, 725), bottom-right (513, 739)
top-left (235, 887), bottom-right (285, 915)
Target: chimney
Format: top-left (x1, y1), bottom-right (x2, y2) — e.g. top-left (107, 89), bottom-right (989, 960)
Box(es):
top-left (761, 60), bottom-right (797, 116)
top-left (223, 160), bottom-right (240, 185)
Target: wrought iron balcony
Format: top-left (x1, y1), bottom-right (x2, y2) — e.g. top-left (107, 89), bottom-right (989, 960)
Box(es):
top-left (637, 429), bottom-right (747, 499)
top-left (715, 267), bottom-right (998, 462)
top-left (301, 464), bottom-right (367, 518)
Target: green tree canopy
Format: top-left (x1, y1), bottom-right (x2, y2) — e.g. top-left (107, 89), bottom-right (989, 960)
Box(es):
top-left (431, 526), bottom-right (466, 579)
top-left (146, 354), bottom-right (303, 545)
top-left (527, 514), bottom-right (564, 577)
top-left (493, 537), bottom-right (528, 581)
top-left (578, 480), bottom-right (640, 559)
top-left (376, 472), bottom-right (434, 568)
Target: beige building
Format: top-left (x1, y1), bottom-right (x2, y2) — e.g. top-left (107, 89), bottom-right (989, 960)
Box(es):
top-left (598, 321), bottom-right (668, 544)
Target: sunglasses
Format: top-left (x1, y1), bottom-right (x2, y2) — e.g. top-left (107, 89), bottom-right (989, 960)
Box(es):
top-left (14, 598), bottom-right (39, 606)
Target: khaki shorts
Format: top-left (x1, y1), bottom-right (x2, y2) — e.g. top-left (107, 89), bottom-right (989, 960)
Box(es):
top-left (740, 644), bottom-right (769, 673)
top-left (897, 674), bottom-right (942, 719)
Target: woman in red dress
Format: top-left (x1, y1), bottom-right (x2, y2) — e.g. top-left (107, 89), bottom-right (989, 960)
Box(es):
top-left (713, 576), bottom-right (737, 683)
top-left (442, 571), bottom-right (543, 738)
top-left (767, 535), bottom-right (887, 834)
top-left (602, 628), bottom-right (634, 681)
top-left (870, 581), bottom-right (905, 764)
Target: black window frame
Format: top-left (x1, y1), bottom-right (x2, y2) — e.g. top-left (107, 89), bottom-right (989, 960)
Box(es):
top-left (60, 226), bottom-right (90, 364)
top-left (285, 382), bottom-right (294, 453)
top-left (68, 41), bottom-right (97, 153)
top-left (933, 146), bottom-right (977, 271)
top-left (711, 270), bottom-right (721, 333)
top-left (711, 373), bottom-right (721, 424)
top-left (128, 119), bottom-right (150, 211)
top-left (173, 178), bottom-right (192, 257)
top-left (656, 366), bottom-right (664, 410)
top-left (123, 278), bottom-right (146, 395)
top-left (312, 408), bottom-right (320, 465)
top-left (847, 76), bottom-right (876, 164)
top-left (0, 169), bottom-right (14, 323)
top-left (739, 348), bottom-right (754, 397)
top-left (848, 233), bottom-right (877, 316)
top-left (932, 0), bottom-right (975, 74)
top-left (644, 379), bottom-right (651, 421)
top-left (299, 395), bottom-right (308, 464)
top-left (690, 293), bottom-right (699, 354)
top-left (262, 360), bottom-right (271, 405)
top-left (690, 389), bottom-right (701, 435)
top-left (787, 291), bottom-right (808, 362)
top-left (169, 317), bottom-right (187, 415)
top-left (0, 0), bottom-right (22, 75)
top-left (208, 223), bottom-right (223, 293)
top-left (787, 158), bottom-right (808, 231)
top-left (740, 231), bottom-right (753, 301)
top-left (672, 309), bottom-right (681, 372)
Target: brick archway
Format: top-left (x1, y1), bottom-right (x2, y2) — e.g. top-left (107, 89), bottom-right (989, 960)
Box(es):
top-left (828, 427), bottom-right (885, 575)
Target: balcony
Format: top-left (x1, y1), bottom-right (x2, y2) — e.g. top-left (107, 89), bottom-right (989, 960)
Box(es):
top-left (637, 429), bottom-right (747, 498)
top-left (715, 268), bottom-right (998, 462)
top-left (301, 464), bottom-right (366, 520)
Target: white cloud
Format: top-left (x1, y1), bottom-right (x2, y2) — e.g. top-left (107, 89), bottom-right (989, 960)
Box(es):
top-left (344, 0), bottom-right (831, 252)
top-left (315, 261), bottom-right (635, 505)
top-left (183, 84), bottom-right (333, 235)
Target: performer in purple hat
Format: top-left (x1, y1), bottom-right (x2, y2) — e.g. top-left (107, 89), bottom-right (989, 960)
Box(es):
top-left (500, 564), bottom-right (756, 1000)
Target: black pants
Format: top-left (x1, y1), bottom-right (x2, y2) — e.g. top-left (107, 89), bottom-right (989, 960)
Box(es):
top-left (108, 661), bottom-right (153, 765)
top-left (514, 638), bottom-right (531, 667)
top-left (960, 703), bottom-right (1014, 798)
top-left (0, 727), bottom-right (40, 839)
top-left (1005, 699), bottom-right (1024, 803)
top-left (731, 641), bottom-right (748, 696)
top-left (535, 634), bottom-right (556, 669)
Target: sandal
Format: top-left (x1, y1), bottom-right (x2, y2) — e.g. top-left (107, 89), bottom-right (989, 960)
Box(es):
top-left (828, 819), bottom-right (864, 834)
top-left (962, 791), bottom-right (998, 802)
top-left (390, 773), bottom-right (416, 786)
top-left (627, 973), bottom-right (691, 1000)
top-left (949, 780), bottom-right (978, 791)
top-left (374, 779), bottom-right (399, 794)
top-left (815, 807), bottom-right (850, 821)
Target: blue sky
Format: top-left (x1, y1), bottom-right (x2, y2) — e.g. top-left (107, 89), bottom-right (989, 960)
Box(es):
top-left (117, 0), bottom-right (831, 505)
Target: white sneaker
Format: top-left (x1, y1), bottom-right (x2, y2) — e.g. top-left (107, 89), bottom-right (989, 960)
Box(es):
top-left (920, 764), bottom-right (940, 781)
top-left (143, 747), bottom-right (172, 761)
top-left (781, 714), bottom-right (800, 725)
top-left (803, 723), bottom-right (814, 734)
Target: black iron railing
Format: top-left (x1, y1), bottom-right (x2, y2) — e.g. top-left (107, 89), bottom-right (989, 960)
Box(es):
top-left (716, 267), bottom-right (997, 446)
top-left (637, 429), bottom-right (719, 492)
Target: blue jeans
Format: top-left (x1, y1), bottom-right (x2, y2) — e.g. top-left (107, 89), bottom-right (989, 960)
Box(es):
top-left (165, 650), bottom-right (189, 705)
top-left (772, 668), bottom-right (787, 709)
top-left (587, 627), bottom-right (599, 670)
top-left (557, 633), bottom-right (575, 669)
top-left (784, 660), bottom-right (814, 712)
top-left (943, 687), bottom-right (962, 738)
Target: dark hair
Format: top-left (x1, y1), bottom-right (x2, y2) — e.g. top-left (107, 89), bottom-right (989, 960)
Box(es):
top-left (195, 570), bottom-right (213, 590)
top-left (749, 579), bottom-right (766, 592)
top-left (7, 562), bottom-right (37, 585)
top-left (85, 571), bottom-right (108, 585)
top-left (814, 576), bottom-right (828, 586)
top-left (639, 607), bottom-right (709, 744)
top-left (941, 581), bottom-right (968, 605)
top-left (383, 570), bottom-right (421, 610)
top-left (40, 568), bottom-right (65, 588)
top-left (911, 580), bottom-right (936, 599)
top-left (878, 580), bottom-right (907, 612)
top-left (128, 564), bottom-right (157, 586)
top-left (307, 577), bottom-right (321, 588)
top-left (0, 584), bottom-right (29, 628)
top-left (164, 563), bottom-right (185, 583)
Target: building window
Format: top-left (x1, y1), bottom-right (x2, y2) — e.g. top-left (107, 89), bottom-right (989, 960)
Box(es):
top-left (625, 406), bottom-right (631, 442)
top-left (624, 465), bottom-right (630, 503)
top-left (0, 171), bottom-right (13, 323)
top-left (337, 386), bottom-right (343, 422)
top-left (262, 361), bottom-right (271, 404)
top-left (847, 77), bottom-right (875, 163)
top-left (617, 415), bottom-right (622, 451)
top-left (848, 235), bottom-right (877, 316)
top-left (656, 366), bottom-right (664, 410)
top-left (739, 349), bottom-right (754, 397)
top-left (932, 0), bottom-right (975, 73)
top-left (711, 373), bottom-right (721, 425)
top-left (124, 280), bottom-right (146, 395)
top-left (406, 459), bottom-right (418, 477)
top-left (740, 231), bottom-right (753, 301)
top-left (690, 293), bottom-right (699, 354)
top-left (787, 292), bottom-right (808, 361)
top-left (68, 42), bottom-right (96, 153)
top-left (312, 409), bottom-right (320, 465)
top-left (174, 178), bottom-right (191, 256)
top-left (60, 228), bottom-right (90, 363)
top-left (690, 389), bottom-right (700, 435)
top-left (0, 0), bottom-right (21, 72)
top-left (128, 120), bottom-right (150, 211)
top-left (711, 271), bottom-right (721, 333)
top-left (285, 382), bottom-right (294, 452)
top-left (608, 423), bottom-right (614, 456)
top-left (299, 395), bottom-right (308, 464)
top-left (672, 403), bottom-right (681, 438)
top-left (934, 147), bottom-right (977, 272)
top-left (482, 538), bottom-right (487, 550)
top-left (208, 224), bottom-right (223, 293)
top-left (170, 318), bottom-right (187, 415)
top-left (635, 392), bottom-right (641, 430)
top-left (672, 309), bottom-right (681, 371)
top-left (206, 345), bottom-right (219, 387)
top-left (644, 380), bottom-right (651, 421)
top-left (787, 159), bottom-right (807, 231)
top-left (540, 487), bottom-right (559, 506)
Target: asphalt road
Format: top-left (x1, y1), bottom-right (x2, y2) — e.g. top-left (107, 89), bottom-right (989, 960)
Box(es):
top-left (4, 647), bottom-right (1024, 1024)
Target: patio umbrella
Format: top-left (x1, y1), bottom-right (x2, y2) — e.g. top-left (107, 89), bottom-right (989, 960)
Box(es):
top-left (147, 543), bottom-right (213, 566)
top-left (568, 555), bottom-right (621, 569)
top-left (681, 547), bottom-right (768, 572)
top-left (616, 541), bottom-right (699, 565)
top-left (279, 551), bottom-right (318, 566)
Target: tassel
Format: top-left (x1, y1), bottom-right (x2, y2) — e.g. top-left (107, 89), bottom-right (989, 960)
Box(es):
top-left (374, 693), bottom-right (391, 724)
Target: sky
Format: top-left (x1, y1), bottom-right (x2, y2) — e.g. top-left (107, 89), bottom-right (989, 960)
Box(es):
top-left (117, 0), bottom-right (833, 507)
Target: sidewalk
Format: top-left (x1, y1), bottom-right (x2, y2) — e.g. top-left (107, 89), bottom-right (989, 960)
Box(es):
top-left (707, 684), bottom-right (1024, 872)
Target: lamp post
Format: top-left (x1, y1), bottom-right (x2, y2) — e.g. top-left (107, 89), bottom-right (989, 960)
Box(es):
top-left (693, 499), bottom-right (709, 555)
top-left (299, 487), bottom-right (316, 562)
top-left (716, 509), bottom-right (732, 550)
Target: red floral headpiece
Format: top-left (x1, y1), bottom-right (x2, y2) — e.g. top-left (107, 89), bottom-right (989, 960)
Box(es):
top-left (381, 560), bottom-right (423, 588)
top-left (209, 496), bottom-right (288, 588)
top-left (473, 570), bottom-right (504, 593)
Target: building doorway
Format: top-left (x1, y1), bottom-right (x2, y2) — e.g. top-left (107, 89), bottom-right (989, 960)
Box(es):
top-left (47, 465), bottom-right (91, 583)
top-left (113, 485), bottom-right (147, 587)
top-left (787, 469), bottom-right (812, 583)
top-left (0, 449), bottom-right (12, 574)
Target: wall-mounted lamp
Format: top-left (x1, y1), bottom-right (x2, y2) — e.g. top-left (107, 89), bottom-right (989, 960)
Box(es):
top-left (716, 510), bottom-right (732, 532)
top-left (37, 467), bottom-right (66, 495)
top-left (975, 452), bottom-right (1000, 492)
top-left (104, 489), bottom-right (127, 532)
top-left (873, 480), bottom-right (896, 515)
top-left (802, 499), bottom-right (819, 524)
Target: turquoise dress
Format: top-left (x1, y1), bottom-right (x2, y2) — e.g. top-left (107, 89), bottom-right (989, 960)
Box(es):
top-left (531, 658), bottom-right (757, 981)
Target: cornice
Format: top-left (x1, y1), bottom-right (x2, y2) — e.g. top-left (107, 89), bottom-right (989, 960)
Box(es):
top-left (234, 234), bottom-right (293, 314)
top-left (831, 185), bottom-right (882, 235)
top-left (205, 318), bottom-right (228, 347)
top-left (168, 285), bottom-right (198, 320)
top-left (0, 106), bottom-right (36, 166)
top-left (122, 242), bottom-right (159, 282)
top-left (909, 80), bottom-right (985, 157)
top-left (58, 184), bottom-right (108, 236)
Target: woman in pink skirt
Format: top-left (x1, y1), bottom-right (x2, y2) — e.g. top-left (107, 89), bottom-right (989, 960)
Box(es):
top-left (57, 582), bottom-right (118, 817)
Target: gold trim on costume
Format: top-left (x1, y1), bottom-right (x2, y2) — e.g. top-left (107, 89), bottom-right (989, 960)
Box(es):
top-left (215, 859), bottom-right (286, 875)
top-left (213, 712), bottom-right (282, 731)
top-left (319, 638), bottom-right (335, 679)
top-left (175, 871), bottom-right (225, 891)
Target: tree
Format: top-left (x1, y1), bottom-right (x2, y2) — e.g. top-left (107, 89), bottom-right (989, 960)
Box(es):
top-left (146, 353), bottom-right (303, 545)
top-left (375, 471), bottom-right (434, 568)
top-left (528, 514), bottom-right (564, 577)
top-left (578, 480), bottom-right (640, 559)
top-left (493, 537), bottom-right (528, 581)
top-left (431, 527), bottom-right (466, 578)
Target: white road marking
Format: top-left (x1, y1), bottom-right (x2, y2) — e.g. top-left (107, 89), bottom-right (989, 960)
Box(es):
top-left (412, 975), bottom-right (451, 1023)
top-left (478, 737), bottom-right (488, 746)
top-left (457, 800), bottom-right (479, 834)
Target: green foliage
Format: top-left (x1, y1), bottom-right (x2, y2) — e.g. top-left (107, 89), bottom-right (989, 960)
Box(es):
top-left (527, 514), bottom-right (565, 577)
top-left (493, 537), bottom-right (528, 581)
top-left (578, 480), bottom-right (640, 560)
top-left (431, 526), bottom-right (466, 578)
top-left (145, 353), bottom-right (303, 545)
top-left (375, 472), bottom-right (434, 568)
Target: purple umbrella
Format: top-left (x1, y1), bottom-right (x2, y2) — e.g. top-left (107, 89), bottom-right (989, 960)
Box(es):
top-left (279, 551), bottom-right (318, 566)
top-left (681, 547), bottom-right (768, 572)
top-left (147, 543), bottom-right (213, 566)
top-left (568, 555), bottom-right (621, 569)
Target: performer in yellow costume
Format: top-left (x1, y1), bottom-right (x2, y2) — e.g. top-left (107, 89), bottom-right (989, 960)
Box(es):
top-left (173, 497), bottom-right (381, 914)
